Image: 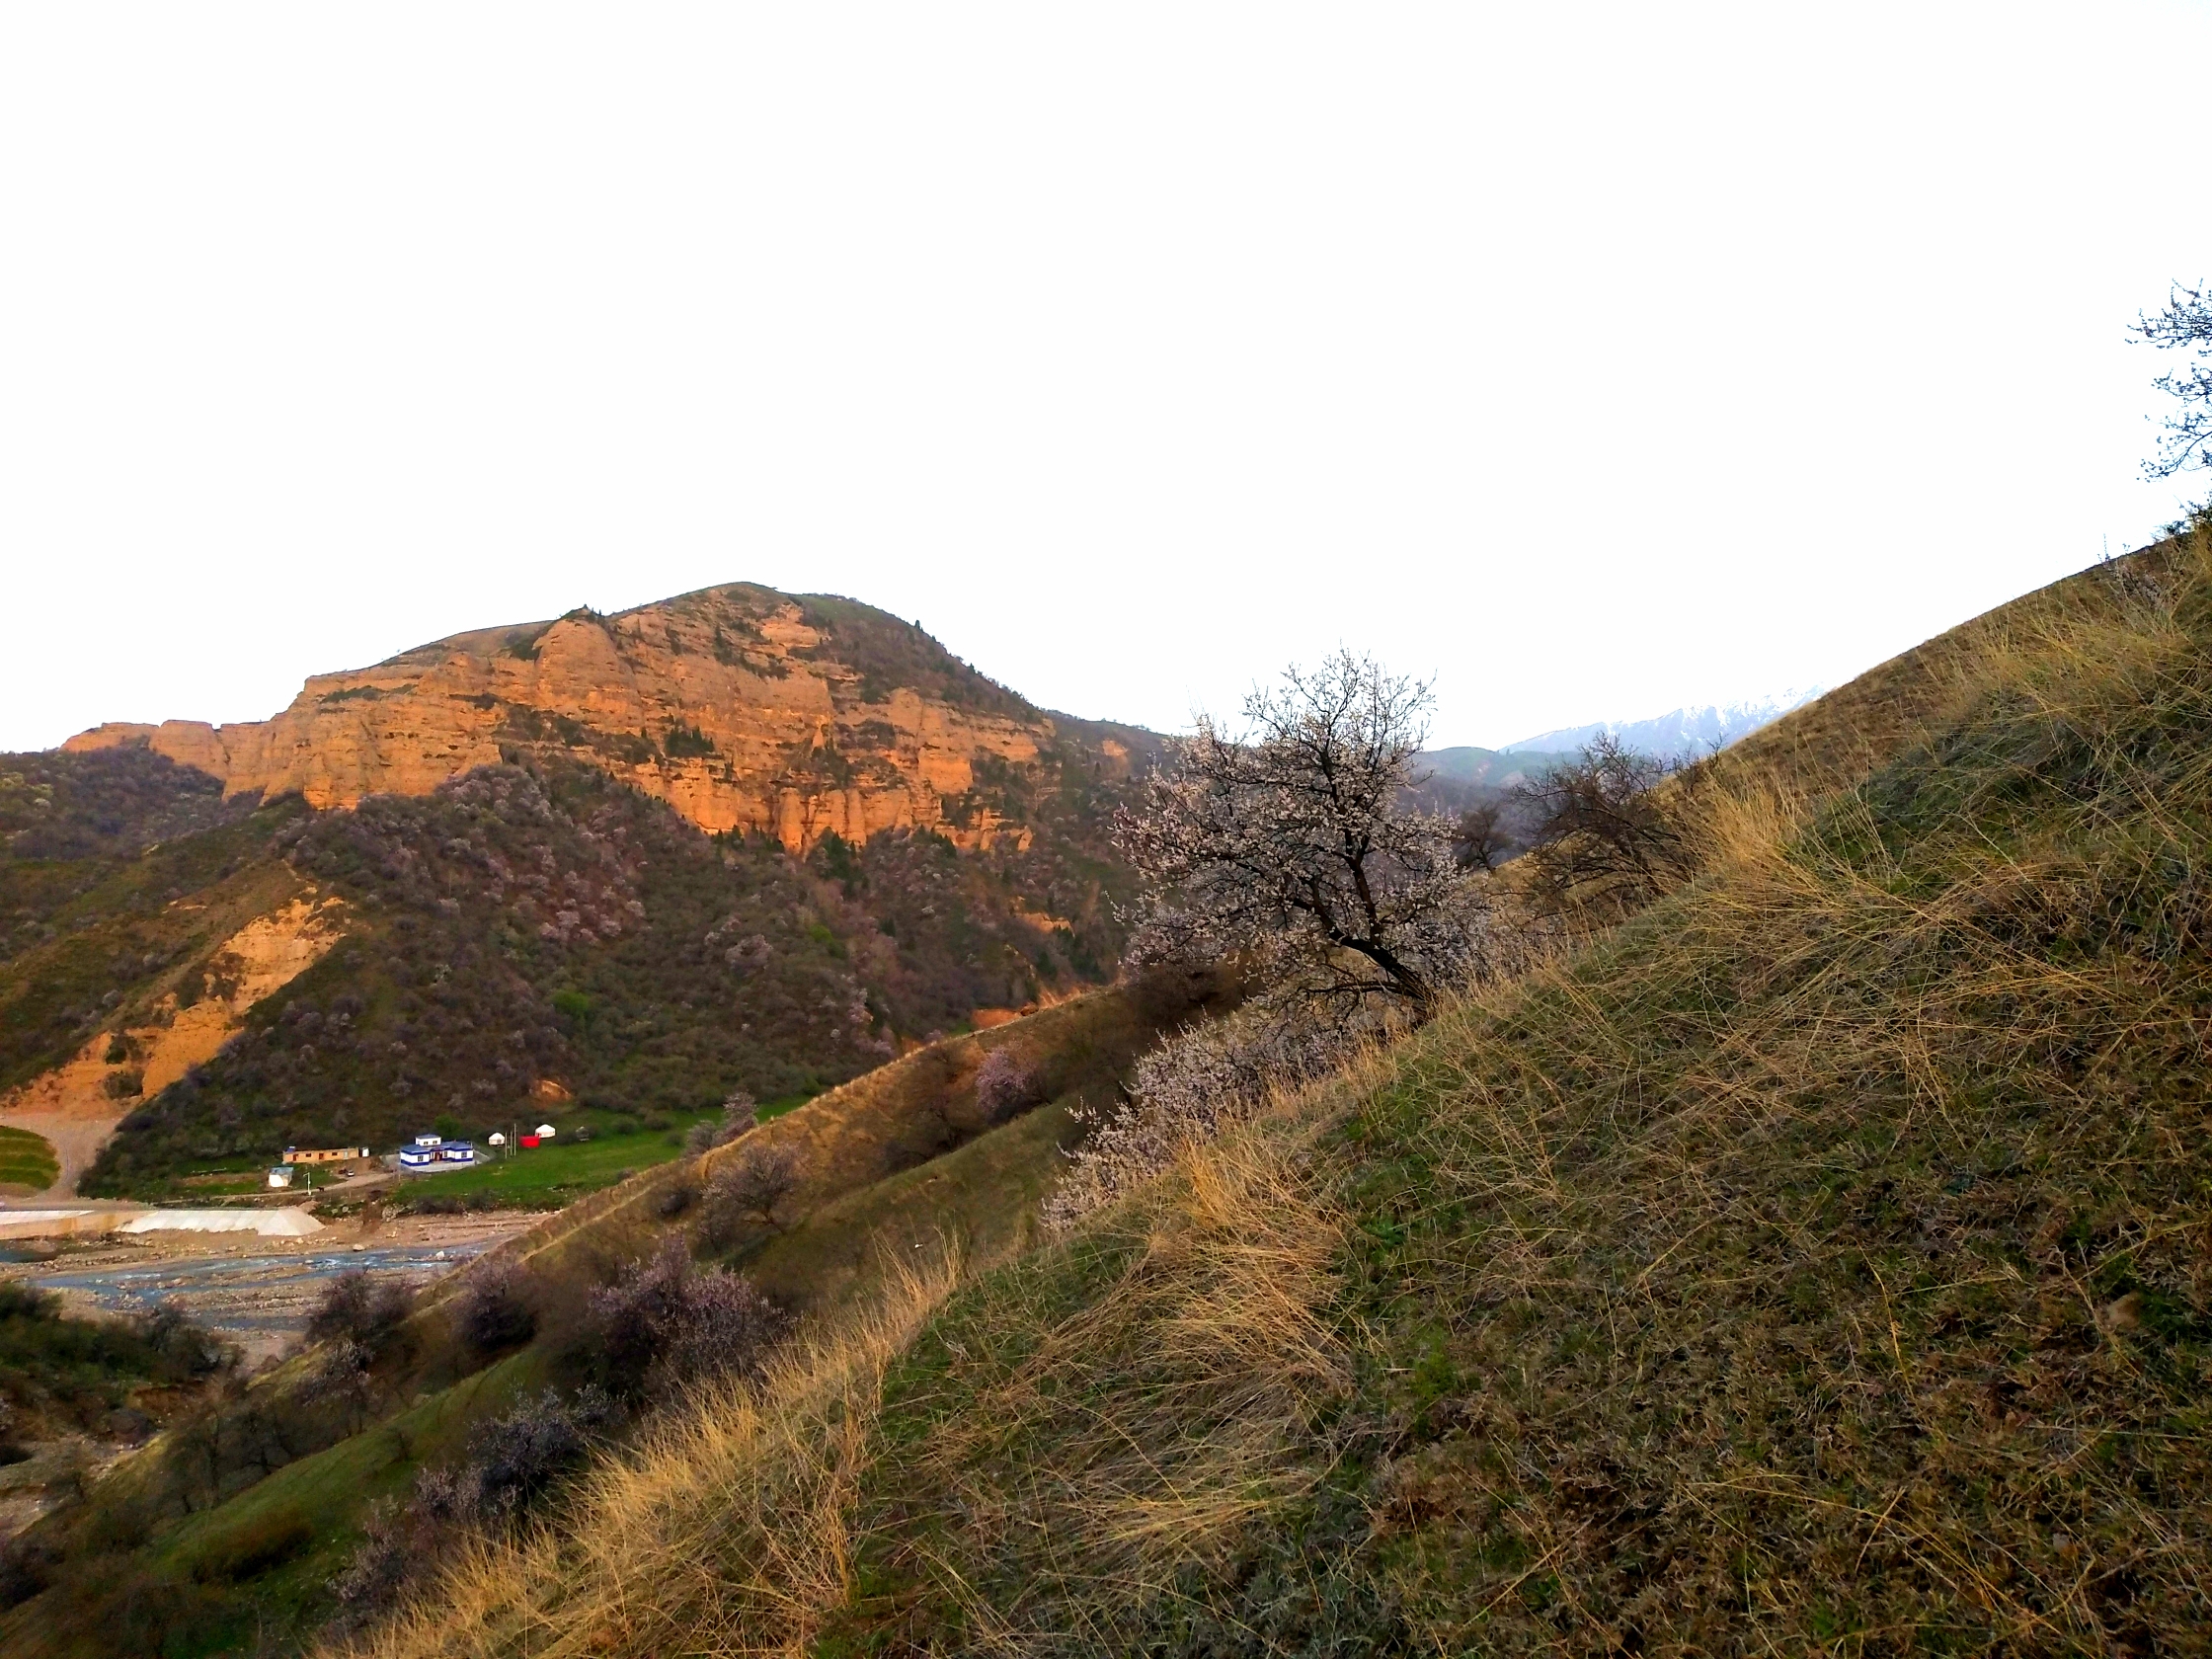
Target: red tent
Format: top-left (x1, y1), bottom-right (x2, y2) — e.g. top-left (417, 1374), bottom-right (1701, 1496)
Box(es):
top-left (519, 1134), bottom-right (541, 1148)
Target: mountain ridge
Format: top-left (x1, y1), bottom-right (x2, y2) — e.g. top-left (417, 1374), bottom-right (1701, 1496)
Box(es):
top-left (1500, 684), bottom-right (1824, 757)
top-left (64, 583), bottom-right (1134, 855)
top-left (7, 582), bottom-right (1161, 1199)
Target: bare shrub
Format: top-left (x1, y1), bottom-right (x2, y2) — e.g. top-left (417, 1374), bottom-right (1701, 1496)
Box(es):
top-left (304, 1270), bottom-right (412, 1355)
top-left (695, 1141), bottom-right (799, 1250)
top-left (456, 1261), bottom-right (536, 1358)
top-left (684, 1091), bottom-right (756, 1159)
top-left (653, 1176), bottom-right (698, 1220)
top-left (972, 1047), bottom-right (1045, 1124)
top-left (1512, 732), bottom-right (1696, 917)
top-left (328, 1385), bottom-right (619, 1632)
top-left (455, 1385), bottom-right (620, 1526)
top-left (327, 1247), bottom-right (963, 1659)
top-left (1449, 801), bottom-right (1508, 872)
top-left (591, 1235), bottom-right (791, 1399)
top-left (661, 1270), bottom-right (794, 1391)
top-left (2134, 279), bottom-right (2212, 482)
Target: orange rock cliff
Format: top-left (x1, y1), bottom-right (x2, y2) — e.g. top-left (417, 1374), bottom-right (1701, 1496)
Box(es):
top-left (66, 584), bottom-right (1120, 852)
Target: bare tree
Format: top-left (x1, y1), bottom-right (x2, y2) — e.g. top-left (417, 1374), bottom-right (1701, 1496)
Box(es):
top-left (1450, 802), bottom-right (1508, 873)
top-left (697, 1141), bottom-right (800, 1248)
top-left (1512, 734), bottom-right (1694, 915)
top-left (2135, 282), bottom-right (2212, 482)
top-left (1117, 650), bottom-right (1479, 1012)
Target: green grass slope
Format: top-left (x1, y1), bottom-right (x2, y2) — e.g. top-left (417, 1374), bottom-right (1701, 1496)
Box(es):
top-left (0, 1126), bottom-right (59, 1193)
top-left (845, 540), bottom-right (2212, 1654)
top-left (340, 535), bottom-right (2212, 1659)
top-left (0, 969), bottom-right (1237, 1657)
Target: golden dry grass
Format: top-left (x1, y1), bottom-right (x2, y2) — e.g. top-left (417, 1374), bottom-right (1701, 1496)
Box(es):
top-left (324, 1245), bottom-right (965, 1659)
top-left (329, 534), bottom-right (2212, 1657)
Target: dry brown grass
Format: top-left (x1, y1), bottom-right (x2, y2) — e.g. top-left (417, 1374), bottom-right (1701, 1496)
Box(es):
top-left (313, 1059), bottom-right (1372, 1659)
top-left (870, 1064), bottom-right (1380, 1653)
top-left (327, 536), bottom-right (2212, 1657)
top-left (322, 1244), bottom-right (965, 1659)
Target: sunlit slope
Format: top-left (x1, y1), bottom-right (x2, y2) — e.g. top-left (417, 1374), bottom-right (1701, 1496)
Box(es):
top-left (342, 535), bottom-right (2212, 1656)
top-left (843, 537), bottom-right (2212, 1653)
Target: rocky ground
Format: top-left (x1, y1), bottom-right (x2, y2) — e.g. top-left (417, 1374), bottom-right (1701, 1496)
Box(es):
top-left (0, 1207), bottom-right (544, 1365)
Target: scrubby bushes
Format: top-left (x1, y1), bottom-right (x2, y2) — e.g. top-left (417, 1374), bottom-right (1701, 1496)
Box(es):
top-left (304, 1271), bottom-right (412, 1355)
top-left (694, 1141), bottom-right (799, 1250)
top-left (454, 1262), bottom-right (536, 1357)
top-left (972, 1048), bottom-right (1045, 1125)
top-left (331, 1244), bottom-right (791, 1635)
top-left (591, 1236), bottom-right (790, 1400)
top-left (330, 1385), bottom-right (621, 1630)
top-left (1045, 1011), bottom-right (1365, 1229)
top-left (0, 1284), bottom-right (231, 1440)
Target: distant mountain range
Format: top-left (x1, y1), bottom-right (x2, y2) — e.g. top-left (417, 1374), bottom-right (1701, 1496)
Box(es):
top-left (1500, 687), bottom-right (1824, 760)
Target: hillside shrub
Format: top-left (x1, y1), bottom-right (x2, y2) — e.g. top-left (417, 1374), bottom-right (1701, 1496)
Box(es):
top-left (330, 1385), bottom-right (620, 1632)
top-left (1511, 731), bottom-right (1697, 917)
top-left (972, 1048), bottom-right (1044, 1125)
top-left (304, 1271), bottom-right (412, 1356)
top-left (455, 1263), bottom-right (536, 1358)
top-left (653, 1174), bottom-right (698, 1219)
top-left (590, 1236), bottom-right (790, 1399)
top-left (695, 1142), bottom-right (799, 1250)
top-left (1045, 1009), bottom-right (1362, 1229)
top-left (0, 1284), bottom-right (230, 1438)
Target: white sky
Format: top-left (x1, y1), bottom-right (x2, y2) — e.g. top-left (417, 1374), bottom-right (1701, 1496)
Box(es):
top-left (4, 3), bottom-right (2209, 754)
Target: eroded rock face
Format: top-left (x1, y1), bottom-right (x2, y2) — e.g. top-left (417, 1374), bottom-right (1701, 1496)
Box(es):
top-left (0, 894), bottom-right (346, 1196)
top-left (67, 585), bottom-right (1084, 852)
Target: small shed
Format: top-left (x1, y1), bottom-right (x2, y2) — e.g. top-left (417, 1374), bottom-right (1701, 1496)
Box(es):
top-left (266, 1166), bottom-right (294, 1189)
top-left (535, 1123), bottom-right (558, 1139)
top-left (487, 1132), bottom-right (507, 1146)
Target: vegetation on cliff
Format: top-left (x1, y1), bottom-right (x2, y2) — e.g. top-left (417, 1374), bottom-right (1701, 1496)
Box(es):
top-left (77, 750), bottom-right (1137, 1194)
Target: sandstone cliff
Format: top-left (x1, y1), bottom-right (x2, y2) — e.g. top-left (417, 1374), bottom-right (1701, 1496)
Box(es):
top-left (67, 585), bottom-right (1117, 852)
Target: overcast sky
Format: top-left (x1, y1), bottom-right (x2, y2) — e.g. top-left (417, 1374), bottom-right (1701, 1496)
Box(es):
top-left (4, 3), bottom-right (2208, 754)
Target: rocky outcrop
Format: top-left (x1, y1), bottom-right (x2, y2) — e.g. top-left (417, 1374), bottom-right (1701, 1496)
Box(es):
top-left (66, 586), bottom-right (1099, 852)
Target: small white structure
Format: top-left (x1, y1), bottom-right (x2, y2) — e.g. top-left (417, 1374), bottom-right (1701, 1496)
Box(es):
top-left (535, 1123), bottom-right (558, 1140)
top-left (413, 1134), bottom-right (443, 1147)
top-left (267, 1166), bottom-right (294, 1190)
top-left (438, 1141), bottom-right (477, 1166)
top-left (487, 1132), bottom-right (507, 1147)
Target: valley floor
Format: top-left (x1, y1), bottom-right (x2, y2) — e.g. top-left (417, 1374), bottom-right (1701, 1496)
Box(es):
top-left (1, 1210), bottom-right (540, 1365)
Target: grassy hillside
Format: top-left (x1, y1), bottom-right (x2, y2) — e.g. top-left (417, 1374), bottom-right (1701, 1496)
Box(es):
top-left (0, 969), bottom-right (1237, 1655)
top-left (324, 536), bottom-right (2212, 1658)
